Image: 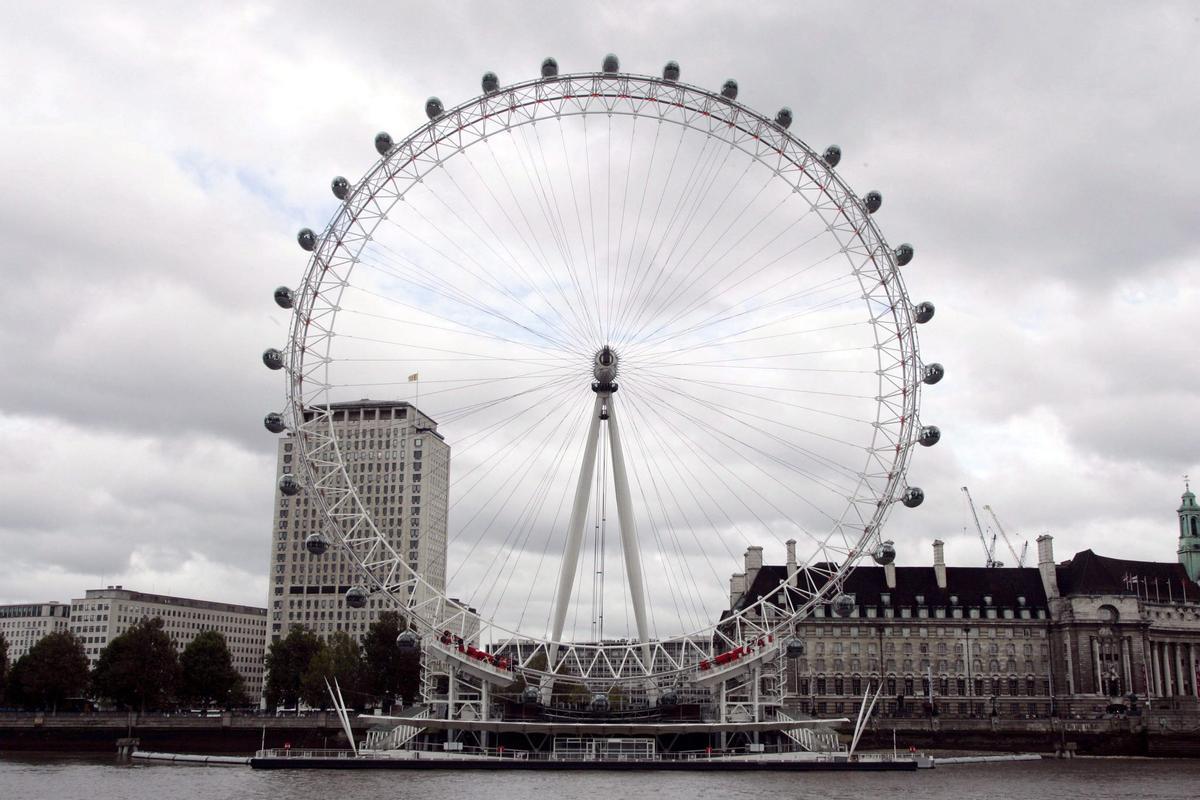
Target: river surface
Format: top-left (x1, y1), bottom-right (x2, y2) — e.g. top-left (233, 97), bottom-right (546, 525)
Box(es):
top-left (2, 754), bottom-right (1198, 800)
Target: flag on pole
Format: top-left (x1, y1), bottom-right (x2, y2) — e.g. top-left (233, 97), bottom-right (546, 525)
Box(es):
top-left (408, 373), bottom-right (419, 382)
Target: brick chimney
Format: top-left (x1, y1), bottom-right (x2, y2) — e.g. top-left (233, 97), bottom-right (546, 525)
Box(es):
top-left (785, 539), bottom-right (797, 585)
top-left (884, 561), bottom-right (897, 590)
top-left (744, 546), bottom-right (763, 590)
top-left (730, 573), bottom-right (746, 608)
top-left (933, 539), bottom-right (947, 590)
top-left (1037, 534), bottom-right (1059, 599)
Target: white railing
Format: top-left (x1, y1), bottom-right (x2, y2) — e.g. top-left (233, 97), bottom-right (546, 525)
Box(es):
top-left (363, 707), bottom-right (431, 751)
top-left (776, 710), bottom-right (845, 753)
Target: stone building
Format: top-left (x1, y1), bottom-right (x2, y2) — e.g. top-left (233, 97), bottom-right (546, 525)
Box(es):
top-left (0, 602), bottom-right (70, 661)
top-left (68, 586), bottom-right (267, 702)
top-left (265, 400), bottom-right (450, 646)
top-left (726, 483), bottom-right (1200, 718)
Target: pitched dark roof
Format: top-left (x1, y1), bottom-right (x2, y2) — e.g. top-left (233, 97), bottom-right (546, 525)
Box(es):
top-left (1055, 549), bottom-right (1199, 600)
top-left (735, 563), bottom-right (1048, 614)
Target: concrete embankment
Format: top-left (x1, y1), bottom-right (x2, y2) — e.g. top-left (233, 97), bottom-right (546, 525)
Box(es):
top-left (0, 712), bottom-right (366, 755)
top-left (842, 715), bottom-right (1200, 758)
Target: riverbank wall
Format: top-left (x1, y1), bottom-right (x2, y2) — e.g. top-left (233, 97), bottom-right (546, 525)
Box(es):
top-left (4, 711), bottom-right (1200, 758)
top-left (0, 712), bottom-right (366, 755)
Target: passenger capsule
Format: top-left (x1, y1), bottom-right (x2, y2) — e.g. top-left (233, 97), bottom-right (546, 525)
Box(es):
top-left (297, 228), bottom-right (317, 252)
top-left (662, 60), bottom-right (680, 82)
top-left (591, 693), bottom-right (610, 712)
top-left (823, 145), bottom-right (842, 168)
top-left (720, 79), bottom-right (738, 100)
top-left (273, 286), bottom-right (294, 309)
top-left (262, 348), bottom-right (284, 370)
top-left (263, 412), bottom-right (286, 434)
top-left (902, 486), bottom-right (925, 508)
top-left (775, 107), bottom-right (793, 129)
top-left (786, 638), bottom-right (806, 658)
top-left (832, 593), bottom-right (856, 618)
top-left (918, 425), bottom-right (941, 447)
top-left (541, 57), bottom-right (559, 78)
top-left (345, 586), bottom-right (369, 609)
top-left (872, 540), bottom-right (897, 566)
top-left (331, 176), bottom-right (350, 200)
top-left (923, 362), bottom-right (945, 385)
top-left (913, 301), bottom-right (935, 324)
top-left (278, 473), bottom-right (301, 496)
top-left (521, 686), bottom-right (541, 704)
top-left (481, 71), bottom-right (499, 94)
top-left (659, 688), bottom-right (680, 707)
top-left (304, 533), bottom-right (329, 556)
top-left (863, 191), bottom-right (883, 214)
top-left (602, 53), bottom-right (619, 73)
top-left (894, 243), bottom-right (914, 266)
top-left (396, 630), bottom-right (420, 649)
top-left (374, 131), bottom-right (393, 156)
top-left (425, 97), bottom-right (444, 120)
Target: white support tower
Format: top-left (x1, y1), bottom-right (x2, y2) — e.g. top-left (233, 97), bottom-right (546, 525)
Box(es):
top-left (550, 347), bottom-right (653, 671)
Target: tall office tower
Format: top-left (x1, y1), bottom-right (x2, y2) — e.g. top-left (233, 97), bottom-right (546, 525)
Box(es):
top-left (266, 400), bottom-right (450, 648)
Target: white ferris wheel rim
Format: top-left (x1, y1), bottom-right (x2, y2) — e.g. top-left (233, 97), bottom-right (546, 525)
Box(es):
top-left (281, 68), bottom-right (926, 686)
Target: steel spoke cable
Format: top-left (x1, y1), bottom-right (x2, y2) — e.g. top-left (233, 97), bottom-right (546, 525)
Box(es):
top-left (522, 123), bottom-right (603, 344)
top-left (629, 375), bottom-right (854, 521)
top-left (625, 244), bottom-right (851, 351)
top-left (611, 131), bottom-right (744, 343)
top-left (447, 392), bottom-right (585, 580)
top-left (614, 166), bottom-right (778, 346)
top-left (480, 135), bottom-right (598, 344)
top-left (344, 260), bottom-right (583, 356)
top-left (618, 381), bottom-right (797, 550)
top-left (469, 407), bottom-right (588, 616)
top-left (631, 372), bottom-right (867, 493)
top-left (355, 249), bottom-right (580, 354)
top-left (618, 398), bottom-right (725, 632)
top-left (606, 116), bottom-right (692, 343)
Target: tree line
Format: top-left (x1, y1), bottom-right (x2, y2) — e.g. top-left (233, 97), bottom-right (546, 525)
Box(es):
top-left (0, 611), bottom-right (419, 712)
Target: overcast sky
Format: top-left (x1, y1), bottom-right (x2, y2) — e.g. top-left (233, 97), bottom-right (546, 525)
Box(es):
top-left (1, 1), bottom-right (1197, 611)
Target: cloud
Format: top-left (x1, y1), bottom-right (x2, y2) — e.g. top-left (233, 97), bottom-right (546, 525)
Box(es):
top-left (1, 2), bottom-right (1197, 649)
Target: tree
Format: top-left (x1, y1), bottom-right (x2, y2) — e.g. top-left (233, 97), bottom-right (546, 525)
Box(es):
top-left (0, 632), bottom-right (8, 701)
top-left (300, 632), bottom-right (364, 709)
top-left (264, 626), bottom-right (322, 709)
top-left (92, 617), bottom-right (181, 711)
top-left (361, 612), bottom-right (420, 710)
top-left (9, 631), bottom-right (89, 711)
top-left (180, 631), bottom-right (245, 709)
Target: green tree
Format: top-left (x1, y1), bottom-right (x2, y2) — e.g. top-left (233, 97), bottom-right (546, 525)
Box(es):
top-left (9, 631), bottom-right (89, 711)
top-left (180, 630), bottom-right (245, 708)
top-left (0, 632), bottom-right (9, 701)
top-left (92, 617), bottom-right (181, 711)
top-left (264, 626), bottom-right (322, 709)
top-left (361, 612), bottom-right (420, 710)
top-left (300, 632), bottom-right (364, 709)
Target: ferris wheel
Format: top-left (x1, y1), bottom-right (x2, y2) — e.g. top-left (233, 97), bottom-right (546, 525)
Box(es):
top-left (263, 55), bottom-right (943, 690)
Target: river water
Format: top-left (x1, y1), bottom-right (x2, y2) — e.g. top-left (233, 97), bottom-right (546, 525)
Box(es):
top-left (2, 755), bottom-right (1198, 800)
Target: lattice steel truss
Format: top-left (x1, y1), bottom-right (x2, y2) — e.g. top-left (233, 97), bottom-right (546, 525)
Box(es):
top-left (279, 69), bottom-right (928, 689)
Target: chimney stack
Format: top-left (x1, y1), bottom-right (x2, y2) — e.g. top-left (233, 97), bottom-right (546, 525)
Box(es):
top-left (1037, 534), bottom-right (1059, 598)
top-left (730, 573), bottom-right (747, 608)
top-left (786, 539), bottom-right (798, 586)
top-left (933, 539), bottom-right (947, 590)
top-left (884, 561), bottom-right (897, 590)
top-left (744, 546), bottom-right (763, 590)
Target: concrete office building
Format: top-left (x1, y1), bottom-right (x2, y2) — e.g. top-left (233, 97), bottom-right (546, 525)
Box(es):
top-left (69, 586), bottom-right (267, 702)
top-left (0, 602), bottom-right (71, 661)
top-left (266, 400), bottom-right (450, 646)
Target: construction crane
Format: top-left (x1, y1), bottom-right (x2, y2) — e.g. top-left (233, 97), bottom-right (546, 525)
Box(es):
top-left (982, 504), bottom-right (1029, 568)
top-left (961, 486), bottom-right (1001, 568)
